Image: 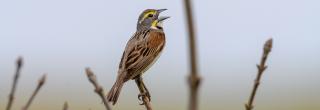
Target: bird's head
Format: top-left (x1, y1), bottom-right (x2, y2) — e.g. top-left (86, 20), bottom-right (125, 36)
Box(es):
top-left (137, 9), bottom-right (167, 30)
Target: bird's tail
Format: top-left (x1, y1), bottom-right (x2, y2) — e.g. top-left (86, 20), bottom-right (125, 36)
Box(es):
top-left (107, 75), bottom-right (125, 105)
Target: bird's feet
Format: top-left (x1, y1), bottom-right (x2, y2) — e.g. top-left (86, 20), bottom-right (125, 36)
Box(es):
top-left (138, 91), bottom-right (151, 105)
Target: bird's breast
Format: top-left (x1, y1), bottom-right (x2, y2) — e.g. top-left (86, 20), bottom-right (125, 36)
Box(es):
top-left (147, 31), bottom-right (166, 48)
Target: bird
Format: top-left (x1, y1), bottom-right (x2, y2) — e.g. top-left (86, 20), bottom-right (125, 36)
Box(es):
top-left (107, 9), bottom-right (169, 105)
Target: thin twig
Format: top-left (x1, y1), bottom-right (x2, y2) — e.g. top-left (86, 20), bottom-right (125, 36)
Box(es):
top-left (22, 74), bottom-right (47, 110)
top-left (183, 0), bottom-right (201, 110)
top-left (6, 57), bottom-right (23, 110)
top-left (63, 101), bottom-right (68, 110)
top-left (85, 68), bottom-right (112, 110)
top-left (245, 38), bottom-right (273, 110)
top-left (135, 78), bottom-right (152, 110)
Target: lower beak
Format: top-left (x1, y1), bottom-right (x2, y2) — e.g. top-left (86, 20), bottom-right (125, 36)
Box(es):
top-left (158, 16), bottom-right (170, 22)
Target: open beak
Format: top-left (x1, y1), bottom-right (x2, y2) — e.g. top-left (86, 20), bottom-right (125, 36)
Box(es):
top-left (158, 16), bottom-right (170, 22)
top-left (157, 9), bottom-right (167, 13)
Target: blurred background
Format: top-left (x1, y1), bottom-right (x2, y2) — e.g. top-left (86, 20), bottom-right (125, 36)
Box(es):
top-left (0, 0), bottom-right (319, 110)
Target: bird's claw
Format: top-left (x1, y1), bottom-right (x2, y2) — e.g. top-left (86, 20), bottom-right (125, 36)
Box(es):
top-left (137, 92), bottom-right (151, 105)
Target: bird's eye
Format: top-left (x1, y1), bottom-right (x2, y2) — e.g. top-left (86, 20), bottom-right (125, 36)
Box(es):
top-left (148, 14), bottom-right (154, 17)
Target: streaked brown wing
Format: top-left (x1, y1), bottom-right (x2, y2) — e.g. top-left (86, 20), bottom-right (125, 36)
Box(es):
top-left (118, 30), bottom-right (147, 69)
top-left (120, 30), bottom-right (165, 80)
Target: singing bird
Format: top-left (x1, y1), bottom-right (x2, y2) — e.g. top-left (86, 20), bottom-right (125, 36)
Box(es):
top-left (107, 9), bottom-right (169, 105)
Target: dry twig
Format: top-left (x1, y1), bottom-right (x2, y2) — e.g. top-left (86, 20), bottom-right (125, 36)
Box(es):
top-left (183, 0), bottom-right (201, 110)
top-left (245, 38), bottom-right (273, 110)
top-left (6, 57), bottom-right (23, 110)
top-left (85, 68), bottom-right (112, 110)
top-left (135, 78), bottom-right (152, 110)
top-left (63, 101), bottom-right (68, 110)
top-left (22, 74), bottom-right (47, 110)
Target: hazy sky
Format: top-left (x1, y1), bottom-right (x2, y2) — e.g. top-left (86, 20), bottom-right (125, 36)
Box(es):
top-left (0, 0), bottom-right (319, 110)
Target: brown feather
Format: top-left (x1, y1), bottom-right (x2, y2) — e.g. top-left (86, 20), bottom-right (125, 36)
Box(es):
top-left (108, 28), bottom-right (165, 105)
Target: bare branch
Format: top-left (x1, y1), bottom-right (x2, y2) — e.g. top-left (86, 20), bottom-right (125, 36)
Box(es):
top-left (85, 68), bottom-right (112, 110)
top-left (183, 0), bottom-right (201, 110)
top-left (140, 94), bottom-right (152, 110)
top-left (135, 78), bottom-right (152, 110)
top-left (22, 74), bottom-right (47, 110)
top-left (63, 101), bottom-right (68, 110)
top-left (245, 38), bottom-right (273, 110)
top-left (6, 57), bottom-right (23, 110)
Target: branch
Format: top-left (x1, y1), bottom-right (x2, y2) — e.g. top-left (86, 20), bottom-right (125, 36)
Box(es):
top-left (85, 68), bottom-right (112, 110)
top-left (6, 57), bottom-right (23, 110)
top-left (63, 101), bottom-right (68, 110)
top-left (135, 78), bottom-right (152, 110)
top-left (245, 38), bottom-right (273, 110)
top-left (22, 74), bottom-right (47, 110)
top-left (138, 86), bottom-right (152, 110)
top-left (183, 0), bottom-right (201, 110)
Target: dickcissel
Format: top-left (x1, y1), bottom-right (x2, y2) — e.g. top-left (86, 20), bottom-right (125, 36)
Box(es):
top-left (107, 9), bottom-right (169, 105)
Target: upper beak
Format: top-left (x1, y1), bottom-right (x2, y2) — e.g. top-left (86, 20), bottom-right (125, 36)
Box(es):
top-left (158, 16), bottom-right (170, 22)
top-left (157, 9), bottom-right (167, 13)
